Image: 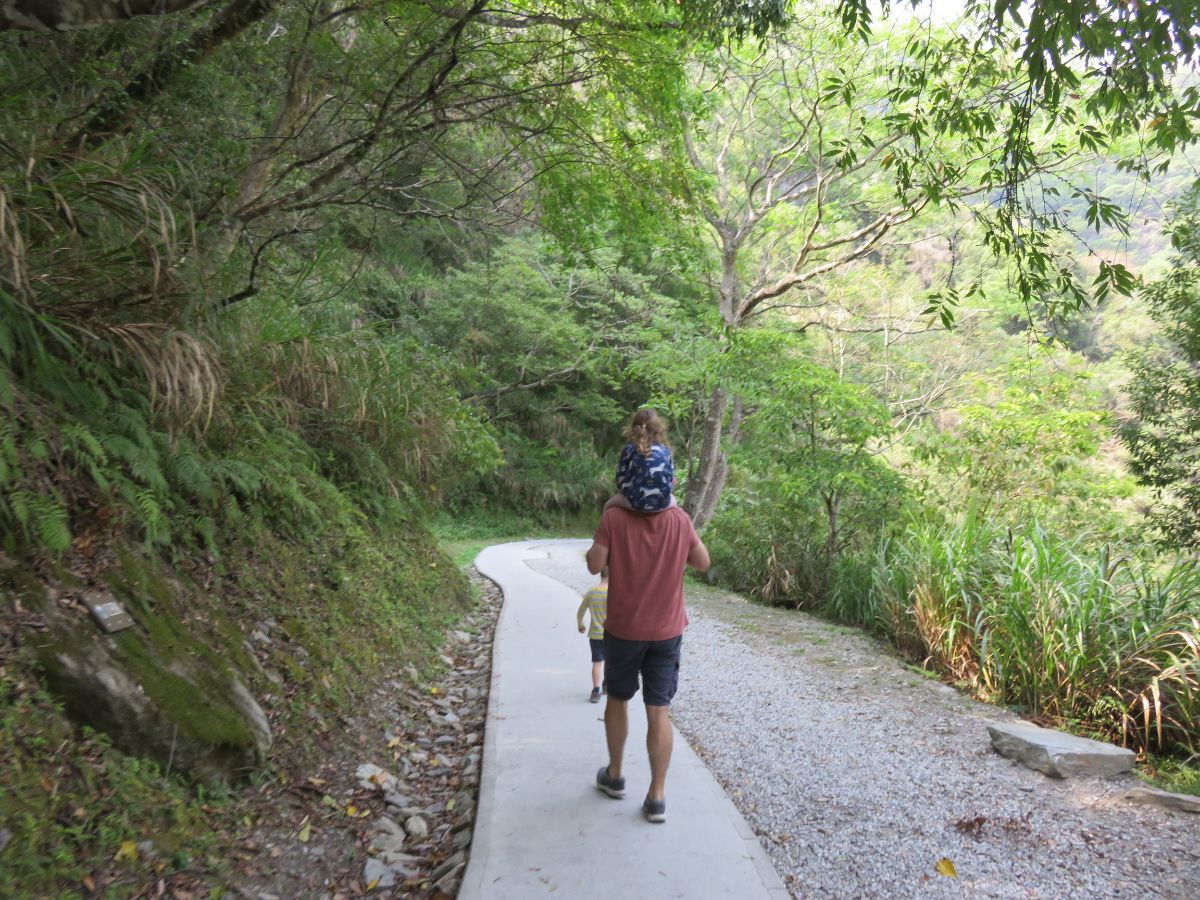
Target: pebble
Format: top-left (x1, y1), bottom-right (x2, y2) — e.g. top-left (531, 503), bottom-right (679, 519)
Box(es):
top-left (372, 816), bottom-right (403, 837)
top-left (369, 832), bottom-right (405, 854)
top-left (429, 850), bottom-right (466, 883)
top-left (405, 815), bottom-right (429, 839)
top-left (362, 858), bottom-right (396, 889)
top-left (355, 763), bottom-right (398, 794)
top-left (347, 570), bottom-right (500, 894)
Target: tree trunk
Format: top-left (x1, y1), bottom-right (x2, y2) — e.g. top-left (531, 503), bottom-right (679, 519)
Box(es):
top-left (684, 390), bottom-right (746, 530)
top-left (1, 0), bottom-right (205, 31)
top-left (823, 488), bottom-right (841, 556)
top-left (66, 0), bottom-right (278, 149)
top-left (685, 232), bottom-right (745, 529)
top-left (203, 23), bottom-right (319, 278)
top-left (684, 386), bottom-right (728, 529)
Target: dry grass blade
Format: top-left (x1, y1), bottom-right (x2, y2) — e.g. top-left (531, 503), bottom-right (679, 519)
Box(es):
top-left (0, 188), bottom-right (31, 296)
top-left (1121, 619), bottom-right (1200, 753)
top-left (106, 323), bottom-right (222, 428)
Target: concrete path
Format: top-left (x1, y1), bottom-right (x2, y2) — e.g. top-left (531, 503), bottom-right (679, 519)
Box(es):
top-left (460, 539), bottom-right (787, 900)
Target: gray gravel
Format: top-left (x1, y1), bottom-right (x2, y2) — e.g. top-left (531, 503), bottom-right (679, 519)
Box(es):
top-left (525, 541), bottom-right (1200, 900)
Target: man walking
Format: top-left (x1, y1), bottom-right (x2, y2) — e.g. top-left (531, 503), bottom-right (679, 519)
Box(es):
top-left (585, 492), bottom-right (710, 824)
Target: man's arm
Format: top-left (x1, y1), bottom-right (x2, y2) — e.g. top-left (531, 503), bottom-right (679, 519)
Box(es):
top-left (586, 542), bottom-right (609, 575)
top-left (687, 538), bottom-right (711, 572)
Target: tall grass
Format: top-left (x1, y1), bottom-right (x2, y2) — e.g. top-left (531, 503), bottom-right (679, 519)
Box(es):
top-left (859, 515), bottom-right (1200, 754)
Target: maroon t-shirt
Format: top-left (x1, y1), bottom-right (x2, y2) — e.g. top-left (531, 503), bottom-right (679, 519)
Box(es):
top-left (592, 506), bottom-right (700, 641)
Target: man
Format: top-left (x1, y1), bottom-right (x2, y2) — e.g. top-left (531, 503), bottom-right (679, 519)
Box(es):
top-left (585, 488), bottom-right (710, 824)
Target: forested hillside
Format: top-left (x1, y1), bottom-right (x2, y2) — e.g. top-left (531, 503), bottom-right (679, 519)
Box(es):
top-left (3, 0), bottom-right (1200, 894)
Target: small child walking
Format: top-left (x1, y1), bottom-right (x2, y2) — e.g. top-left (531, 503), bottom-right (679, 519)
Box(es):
top-left (604, 407), bottom-right (678, 513)
top-left (577, 567), bottom-right (609, 703)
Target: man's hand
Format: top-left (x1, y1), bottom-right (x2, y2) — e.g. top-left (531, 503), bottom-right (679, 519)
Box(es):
top-left (578, 626), bottom-right (586, 633)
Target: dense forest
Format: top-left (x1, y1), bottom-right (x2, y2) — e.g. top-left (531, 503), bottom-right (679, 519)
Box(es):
top-left (3, 0), bottom-right (1200, 894)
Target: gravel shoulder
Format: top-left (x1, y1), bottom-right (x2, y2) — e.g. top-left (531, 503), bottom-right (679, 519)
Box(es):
top-left (671, 582), bottom-right (1200, 900)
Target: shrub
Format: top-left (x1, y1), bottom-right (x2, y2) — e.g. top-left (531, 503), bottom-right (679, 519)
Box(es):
top-left (867, 515), bottom-right (1200, 754)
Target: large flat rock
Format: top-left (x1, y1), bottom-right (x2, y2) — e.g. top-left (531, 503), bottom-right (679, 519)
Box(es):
top-left (987, 721), bottom-right (1135, 778)
top-left (1122, 785), bottom-right (1200, 814)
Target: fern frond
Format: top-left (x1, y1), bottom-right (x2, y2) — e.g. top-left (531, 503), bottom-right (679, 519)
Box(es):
top-left (30, 493), bottom-right (71, 552)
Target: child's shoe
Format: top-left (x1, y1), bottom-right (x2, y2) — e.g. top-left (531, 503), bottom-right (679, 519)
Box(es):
top-left (589, 687), bottom-right (602, 703)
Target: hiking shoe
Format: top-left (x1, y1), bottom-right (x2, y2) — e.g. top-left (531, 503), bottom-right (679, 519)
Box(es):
top-left (595, 766), bottom-right (625, 799)
top-left (642, 796), bottom-right (666, 823)
top-left (589, 687), bottom-right (602, 703)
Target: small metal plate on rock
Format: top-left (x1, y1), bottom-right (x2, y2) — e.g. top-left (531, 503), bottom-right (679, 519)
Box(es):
top-left (86, 599), bottom-right (135, 633)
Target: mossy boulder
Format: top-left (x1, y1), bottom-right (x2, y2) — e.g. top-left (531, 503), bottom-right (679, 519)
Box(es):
top-left (3, 552), bottom-right (270, 785)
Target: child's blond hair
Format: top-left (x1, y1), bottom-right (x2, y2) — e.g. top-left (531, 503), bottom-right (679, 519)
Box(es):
top-left (627, 407), bottom-right (669, 457)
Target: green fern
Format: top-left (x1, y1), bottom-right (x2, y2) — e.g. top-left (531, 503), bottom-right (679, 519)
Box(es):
top-left (134, 489), bottom-right (168, 545)
top-left (212, 458), bottom-right (264, 498)
top-left (7, 487), bottom-right (32, 529)
top-left (30, 493), bottom-right (71, 553)
top-left (166, 439), bottom-right (216, 504)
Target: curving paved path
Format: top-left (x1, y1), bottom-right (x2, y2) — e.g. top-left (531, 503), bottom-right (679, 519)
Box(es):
top-left (460, 539), bottom-right (786, 900)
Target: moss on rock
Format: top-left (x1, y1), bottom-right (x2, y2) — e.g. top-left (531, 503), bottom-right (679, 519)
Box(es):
top-left (13, 550), bottom-right (270, 785)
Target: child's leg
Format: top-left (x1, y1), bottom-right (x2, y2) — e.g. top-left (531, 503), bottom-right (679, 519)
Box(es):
top-left (589, 639), bottom-right (606, 690)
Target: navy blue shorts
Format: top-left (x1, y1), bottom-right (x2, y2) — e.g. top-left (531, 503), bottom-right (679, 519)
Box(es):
top-left (588, 638), bottom-right (605, 663)
top-left (603, 632), bottom-right (682, 706)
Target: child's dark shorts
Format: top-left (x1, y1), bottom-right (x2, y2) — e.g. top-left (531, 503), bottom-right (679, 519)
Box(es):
top-left (588, 638), bottom-right (605, 663)
top-left (602, 632), bottom-right (682, 706)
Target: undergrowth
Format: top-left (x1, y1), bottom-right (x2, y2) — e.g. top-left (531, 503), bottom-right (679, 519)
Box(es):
top-left (718, 504), bottom-right (1200, 763)
top-left (0, 680), bottom-right (225, 897)
top-left (431, 506), bottom-right (597, 569)
top-left (0, 506), bottom-right (472, 896)
top-left (1140, 754), bottom-right (1200, 797)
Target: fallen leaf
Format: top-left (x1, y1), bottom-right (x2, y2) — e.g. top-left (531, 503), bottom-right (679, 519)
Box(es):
top-left (935, 858), bottom-right (957, 877)
top-left (387, 737), bottom-right (402, 749)
top-left (367, 879), bottom-right (380, 891)
top-left (82, 875), bottom-right (96, 892)
top-left (345, 805), bottom-right (358, 817)
top-left (308, 776), bottom-right (327, 786)
top-left (298, 821), bottom-right (312, 843)
top-left (322, 794), bottom-right (338, 808)
top-left (114, 841), bottom-right (138, 863)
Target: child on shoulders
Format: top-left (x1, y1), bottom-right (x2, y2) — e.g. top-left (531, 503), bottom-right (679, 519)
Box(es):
top-left (604, 407), bottom-right (678, 513)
